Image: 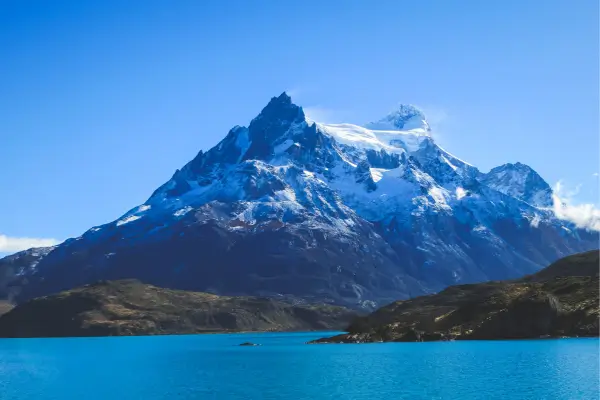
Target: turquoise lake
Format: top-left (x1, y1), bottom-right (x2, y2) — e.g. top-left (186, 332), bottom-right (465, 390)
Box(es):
top-left (0, 332), bottom-right (597, 399)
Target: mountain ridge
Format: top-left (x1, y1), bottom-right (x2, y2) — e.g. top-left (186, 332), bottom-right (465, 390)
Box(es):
top-left (1, 93), bottom-right (597, 309)
top-left (310, 249), bottom-right (599, 343)
top-left (0, 279), bottom-right (358, 338)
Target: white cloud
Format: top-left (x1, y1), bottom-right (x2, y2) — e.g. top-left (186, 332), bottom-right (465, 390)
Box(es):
top-left (0, 234), bottom-right (60, 253)
top-left (592, 172), bottom-right (599, 177)
top-left (285, 87), bottom-right (303, 100)
top-left (284, 85), bottom-right (319, 102)
top-left (420, 105), bottom-right (449, 145)
top-left (284, 86), bottom-right (347, 124)
top-left (303, 106), bottom-right (331, 123)
top-left (303, 106), bottom-right (348, 124)
top-left (421, 106), bottom-right (448, 130)
top-left (552, 180), bottom-right (600, 231)
top-left (285, 86), bottom-right (306, 101)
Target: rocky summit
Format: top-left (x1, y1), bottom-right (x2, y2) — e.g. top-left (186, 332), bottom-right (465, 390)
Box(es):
top-left (0, 279), bottom-right (357, 338)
top-left (0, 93), bottom-right (597, 310)
top-left (310, 250), bottom-right (599, 343)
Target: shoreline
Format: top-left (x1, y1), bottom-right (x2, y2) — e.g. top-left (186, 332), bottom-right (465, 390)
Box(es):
top-left (0, 329), bottom-right (349, 340)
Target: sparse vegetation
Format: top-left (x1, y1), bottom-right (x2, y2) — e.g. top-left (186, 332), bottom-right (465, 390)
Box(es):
top-left (310, 250), bottom-right (599, 343)
top-left (0, 279), bottom-right (357, 338)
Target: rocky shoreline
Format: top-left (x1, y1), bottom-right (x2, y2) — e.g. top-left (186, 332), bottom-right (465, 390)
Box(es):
top-left (309, 250), bottom-right (599, 344)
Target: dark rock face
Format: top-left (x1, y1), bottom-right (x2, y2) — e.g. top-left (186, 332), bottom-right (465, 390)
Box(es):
top-left (0, 247), bottom-right (54, 302)
top-left (0, 279), bottom-right (358, 338)
top-left (8, 215), bottom-right (426, 311)
top-left (466, 293), bottom-right (563, 340)
top-left (243, 92), bottom-right (305, 161)
top-left (310, 250), bottom-right (600, 343)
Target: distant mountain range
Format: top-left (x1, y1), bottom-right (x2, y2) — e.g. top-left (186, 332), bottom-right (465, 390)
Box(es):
top-left (1, 93), bottom-right (597, 309)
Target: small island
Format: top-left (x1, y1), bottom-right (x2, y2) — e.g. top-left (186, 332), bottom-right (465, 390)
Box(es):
top-left (310, 250), bottom-right (599, 344)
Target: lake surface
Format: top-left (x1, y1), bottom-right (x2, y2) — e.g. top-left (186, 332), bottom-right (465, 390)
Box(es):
top-left (0, 332), bottom-right (597, 399)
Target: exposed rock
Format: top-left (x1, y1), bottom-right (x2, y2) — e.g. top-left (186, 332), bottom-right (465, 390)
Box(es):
top-left (239, 342), bottom-right (260, 346)
top-left (310, 250), bottom-right (599, 343)
top-left (0, 301), bottom-right (12, 317)
top-left (0, 279), bottom-right (357, 338)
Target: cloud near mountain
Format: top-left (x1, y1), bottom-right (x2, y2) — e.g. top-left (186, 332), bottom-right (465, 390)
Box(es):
top-left (552, 181), bottom-right (600, 231)
top-left (0, 234), bottom-right (59, 254)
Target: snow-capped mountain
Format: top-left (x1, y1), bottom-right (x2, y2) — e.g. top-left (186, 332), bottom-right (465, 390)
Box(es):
top-left (479, 162), bottom-right (553, 208)
top-left (1, 93), bottom-right (597, 309)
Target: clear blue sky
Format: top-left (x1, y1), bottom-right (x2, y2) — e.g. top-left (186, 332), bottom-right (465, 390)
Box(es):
top-left (1, 0), bottom-right (598, 254)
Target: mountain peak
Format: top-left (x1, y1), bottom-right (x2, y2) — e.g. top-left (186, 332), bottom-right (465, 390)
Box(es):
top-left (488, 162), bottom-right (540, 177)
top-left (481, 162), bottom-right (553, 208)
top-left (499, 162), bottom-right (531, 171)
top-left (239, 93), bottom-right (306, 160)
top-left (365, 104), bottom-right (430, 132)
top-left (253, 92), bottom-right (304, 124)
top-left (277, 91), bottom-right (292, 102)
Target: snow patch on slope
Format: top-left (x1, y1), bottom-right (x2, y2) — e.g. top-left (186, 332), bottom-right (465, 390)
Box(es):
top-left (456, 187), bottom-right (467, 200)
top-left (116, 215), bottom-right (141, 226)
top-left (174, 206), bottom-right (193, 217)
top-left (317, 122), bottom-right (429, 154)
